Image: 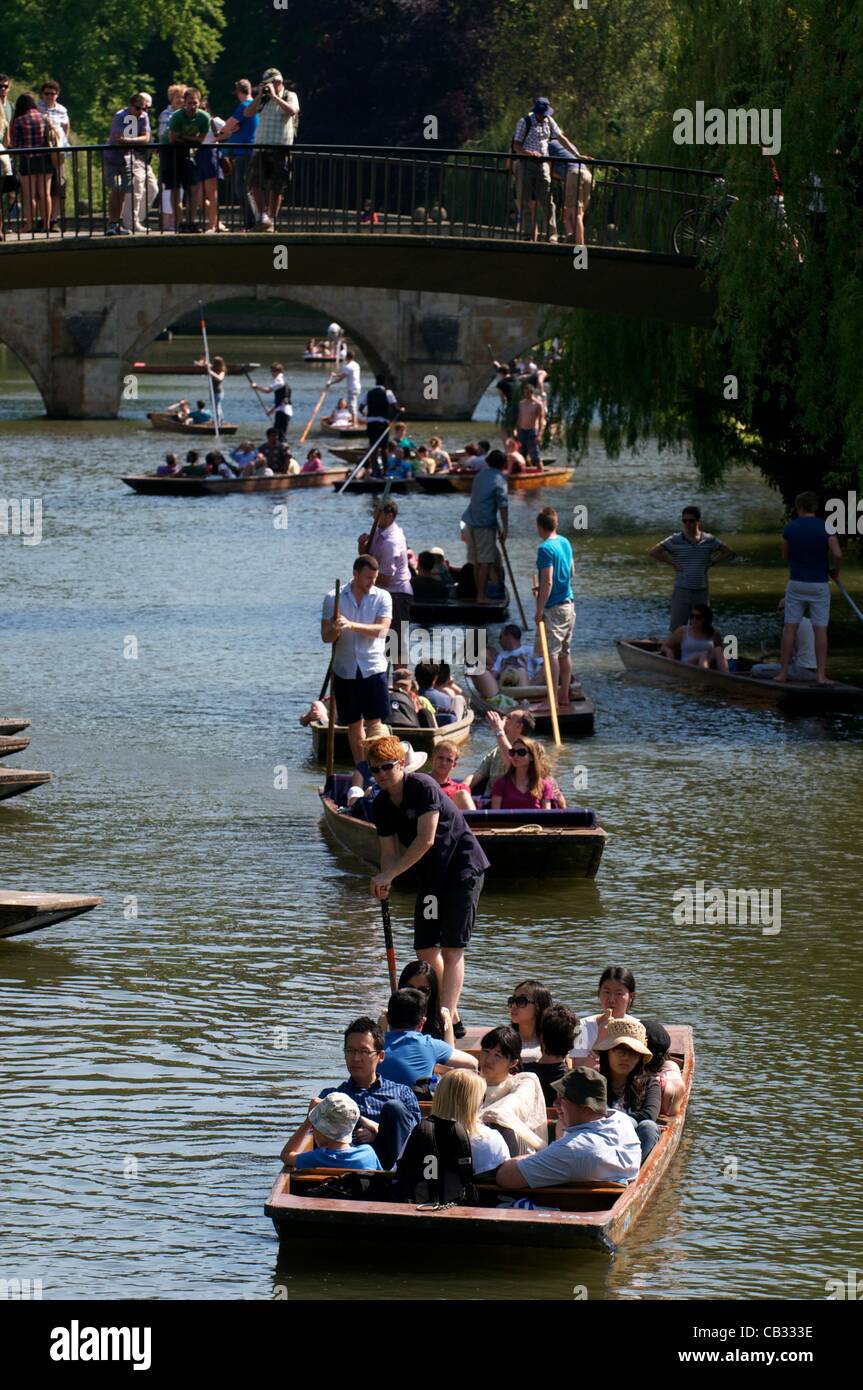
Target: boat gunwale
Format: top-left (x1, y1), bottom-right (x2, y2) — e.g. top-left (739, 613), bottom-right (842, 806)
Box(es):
top-left (616, 638), bottom-right (863, 703)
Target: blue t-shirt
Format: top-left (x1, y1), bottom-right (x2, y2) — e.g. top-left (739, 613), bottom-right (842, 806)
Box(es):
top-left (537, 534), bottom-right (574, 607)
top-left (783, 515), bottom-right (830, 582)
top-left (189, 409), bottom-right (212, 424)
top-left (227, 98), bottom-right (259, 147)
top-left (380, 1029), bottom-right (453, 1087)
top-left (294, 1144), bottom-right (382, 1171)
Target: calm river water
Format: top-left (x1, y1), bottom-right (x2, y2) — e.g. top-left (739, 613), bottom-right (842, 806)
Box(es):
top-left (1, 338), bottom-right (861, 1301)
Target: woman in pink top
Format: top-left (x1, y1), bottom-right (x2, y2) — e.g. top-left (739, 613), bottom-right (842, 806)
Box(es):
top-left (301, 447), bottom-right (325, 473)
top-left (490, 736), bottom-right (566, 810)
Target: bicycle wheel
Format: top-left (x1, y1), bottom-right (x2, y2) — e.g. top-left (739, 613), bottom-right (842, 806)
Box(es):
top-left (673, 206), bottom-right (721, 257)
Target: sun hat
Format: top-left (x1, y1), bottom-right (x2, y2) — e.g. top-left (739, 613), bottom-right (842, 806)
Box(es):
top-left (533, 97), bottom-right (553, 117)
top-left (308, 1093), bottom-right (360, 1143)
top-left (401, 741), bottom-right (427, 774)
top-left (552, 1066), bottom-right (607, 1112)
top-left (427, 546), bottom-right (446, 557)
top-left (262, 68), bottom-right (284, 83)
top-left (594, 1016), bottom-right (653, 1058)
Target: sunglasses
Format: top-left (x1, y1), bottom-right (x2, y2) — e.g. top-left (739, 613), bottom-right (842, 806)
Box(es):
top-left (507, 995), bottom-right (534, 1009)
top-left (510, 748), bottom-right (529, 758)
top-left (370, 760), bottom-right (399, 773)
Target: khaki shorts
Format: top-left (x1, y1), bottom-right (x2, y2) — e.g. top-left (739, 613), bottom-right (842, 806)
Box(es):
top-left (464, 525), bottom-right (499, 567)
top-left (535, 600), bottom-right (575, 657)
top-left (564, 165), bottom-right (593, 211)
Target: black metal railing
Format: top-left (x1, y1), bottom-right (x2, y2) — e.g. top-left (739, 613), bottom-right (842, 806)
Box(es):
top-left (0, 142), bottom-right (720, 255)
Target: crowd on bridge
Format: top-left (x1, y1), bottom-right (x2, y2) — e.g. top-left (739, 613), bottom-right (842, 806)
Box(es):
top-left (0, 72), bottom-right (592, 243)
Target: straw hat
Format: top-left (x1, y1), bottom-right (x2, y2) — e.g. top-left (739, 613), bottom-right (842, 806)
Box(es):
top-left (594, 1016), bottom-right (653, 1058)
top-left (401, 741), bottom-right (427, 773)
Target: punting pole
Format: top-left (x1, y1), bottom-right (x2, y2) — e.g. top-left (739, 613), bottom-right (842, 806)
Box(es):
top-left (325, 579), bottom-right (341, 778)
top-left (380, 897), bottom-right (398, 993)
top-left (535, 570), bottom-right (561, 747)
top-left (245, 370), bottom-right (270, 420)
top-left (300, 382), bottom-right (330, 445)
top-left (835, 576), bottom-right (863, 626)
top-left (336, 426), bottom-right (392, 495)
top-left (499, 530), bottom-right (529, 630)
top-left (198, 301), bottom-right (220, 444)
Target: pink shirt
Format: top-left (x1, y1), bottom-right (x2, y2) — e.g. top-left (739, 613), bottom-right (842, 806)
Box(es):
top-left (371, 522), bottom-right (413, 595)
top-left (491, 775), bottom-right (556, 809)
top-left (437, 777), bottom-right (470, 801)
top-left (301, 458), bottom-right (324, 473)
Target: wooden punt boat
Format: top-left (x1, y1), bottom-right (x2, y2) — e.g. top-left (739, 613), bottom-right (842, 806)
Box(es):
top-left (122, 474), bottom-right (209, 496)
top-left (319, 783), bottom-right (608, 880)
top-left (267, 1025), bottom-right (691, 1250)
top-left (310, 707), bottom-right (475, 763)
top-left (130, 361), bottom-right (259, 376)
top-left (0, 770), bottom-right (52, 801)
top-left (203, 467), bottom-right (348, 492)
top-left (331, 477), bottom-right (418, 495)
top-left (465, 674), bottom-right (595, 738)
top-left (0, 736), bottom-right (31, 758)
top-left (317, 423), bottom-right (368, 439)
top-left (409, 594), bottom-right (509, 625)
top-left (445, 466), bottom-right (573, 493)
top-left (0, 890), bottom-right (102, 940)
top-left (326, 444), bottom-right (370, 464)
top-left (0, 718), bottom-right (31, 736)
top-left (146, 412), bottom-right (239, 436)
top-left (616, 639), bottom-right (863, 710)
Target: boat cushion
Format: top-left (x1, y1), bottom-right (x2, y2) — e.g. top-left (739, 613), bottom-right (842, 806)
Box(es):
top-left (465, 808), bottom-right (598, 828)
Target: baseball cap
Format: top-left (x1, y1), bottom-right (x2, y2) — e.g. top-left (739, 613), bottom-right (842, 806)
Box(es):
top-left (552, 1066), bottom-right (607, 1112)
top-left (262, 68), bottom-right (283, 83)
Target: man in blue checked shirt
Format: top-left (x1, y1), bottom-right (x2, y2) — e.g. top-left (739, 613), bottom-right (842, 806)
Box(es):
top-left (280, 1017), bottom-right (421, 1170)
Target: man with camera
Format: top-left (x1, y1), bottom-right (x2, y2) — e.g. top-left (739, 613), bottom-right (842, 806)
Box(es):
top-left (248, 67), bottom-right (299, 230)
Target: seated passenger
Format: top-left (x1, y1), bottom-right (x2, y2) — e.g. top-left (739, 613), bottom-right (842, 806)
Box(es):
top-left (428, 740), bottom-right (476, 812)
top-left (181, 449), bottom-right (207, 477)
top-left (156, 451), bottom-right (181, 476)
top-left (254, 460), bottom-right (275, 477)
top-left (523, 1003), bottom-right (579, 1105)
top-left (206, 449), bottom-right (237, 478)
top-left (427, 436), bottom-right (451, 472)
top-left (414, 662), bottom-right (456, 725)
top-left (470, 623), bottom-right (544, 699)
top-left (166, 398), bottom-right (190, 421)
top-left (661, 603), bottom-right (729, 672)
top-left (189, 398), bottom-right (213, 425)
top-left (495, 1067), bottom-right (641, 1190)
top-left (463, 708), bottom-right (536, 796)
top-left (430, 1070), bottom-right (510, 1177)
top-left (298, 699), bottom-right (328, 727)
top-left (324, 397), bottom-right (354, 428)
top-left (594, 1017), bottom-right (661, 1159)
top-left (411, 445), bottom-right (435, 475)
top-left (411, 551), bottom-right (449, 603)
top-left (570, 965), bottom-right (639, 1061)
top-left (281, 1092), bottom-right (384, 1172)
top-left (478, 1025), bottom-right (548, 1154)
top-left (301, 447), bottom-right (325, 473)
top-left (306, 1016), bottom-right (421, 1170)
top-left (643, 1018), bottom-right (684, 1117)
top-left (379, 987), bottom-right (477, 1089)
top-left (504, 437), bottom-right (528, 476)
top-left (230, 440), bottom-right (260, 472)
top-left (433, 662), bottom-right (464, 702)
top-left (507, 978), bottom-right (553, 1061)
top-left (386, 446), bottom-right (414, 480)
top-left (491, 736), bottom-right (566, 809)
top-left (750, 598), bottom-right (818, 682)
top-left (378, 960), bottom-right (455, 1046)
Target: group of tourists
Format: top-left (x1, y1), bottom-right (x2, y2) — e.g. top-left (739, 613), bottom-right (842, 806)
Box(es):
top-left (155, 435), bottom-right (325, 479)
top-left (280, 965), bottom-right (683, 1198)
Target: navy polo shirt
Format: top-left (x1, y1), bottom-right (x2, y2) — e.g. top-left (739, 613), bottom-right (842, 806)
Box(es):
top-left (371, 772), bottom-right (490, 886)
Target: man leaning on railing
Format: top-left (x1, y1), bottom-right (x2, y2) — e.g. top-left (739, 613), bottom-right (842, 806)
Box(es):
top-left (246, 67), bottom-right (299, 231)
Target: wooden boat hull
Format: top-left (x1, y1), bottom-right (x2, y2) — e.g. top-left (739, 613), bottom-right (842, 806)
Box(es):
top-left (122, 475), bottom-right (209, 496)
top-left (446, 467), bottom-right (573, 493)
top-left (0, 770), bottom-right (52, 801)
top-left (616, 639), bottom-right (863, 709)
top-left (203, 467), bottom-right (348, 492)
top-left (318, 793), bottom-right (607, 880)
top-left (332, 477), bottom-right (417, 495)
top-left (318, 424), bottom-right (368, 439)
top-left (146, 413), bottom-right (238, 436)
top-left (0, 736), bottom-right (31, 758)
top-left (327, 445), bottom-right (368, 464)
top-left (311, 709), bottom-right (474, 763)
top-left (0, 718), bottom-right (31, 736)
top-left (0, 891), bottom-right (102, 939)
top-left (409, 596), bottom-right (509, 625)
top-left (466, 675), bottom-right (595, 738)
top-left (267, 1025), bottom-right (691, 1248)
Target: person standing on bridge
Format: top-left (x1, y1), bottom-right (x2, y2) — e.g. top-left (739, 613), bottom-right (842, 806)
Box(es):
top-left (649, 506), bottom-right (735, 630)
top-left (166, 88), bottom-right (210, 233)
top-left (511, 98), bottom-right (582, 243)
top-left (248, 69), bottom-right (299, 230)
top-left (104, 93), bottom-right (151, 239)
top-left (216, 79), bottom-right (259, 232)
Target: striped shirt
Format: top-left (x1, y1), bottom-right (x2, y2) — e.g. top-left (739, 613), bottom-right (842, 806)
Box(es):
top-left (254, 92), bottom-right (299, 146)
top-left (660, 530), bottom-right (723, 589)
top-left (37, 100), bottom-right (70, 147)
top-left (321, 1074), bottom-right (421, 1127)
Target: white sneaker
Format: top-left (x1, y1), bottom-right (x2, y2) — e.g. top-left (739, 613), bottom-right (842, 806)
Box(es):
top-left (258, 213), bottom-right (273, 230)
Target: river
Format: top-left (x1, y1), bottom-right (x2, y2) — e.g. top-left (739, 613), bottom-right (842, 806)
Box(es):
top-left (1, 336), bottom-right (861, 1301)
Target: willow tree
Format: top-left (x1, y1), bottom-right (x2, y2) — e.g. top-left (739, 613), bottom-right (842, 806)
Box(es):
top-left (545, 0), bottom-right (863, 507)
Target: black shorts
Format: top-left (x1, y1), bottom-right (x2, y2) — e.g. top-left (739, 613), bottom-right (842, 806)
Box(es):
top-left (160, 145), bottom-right (194, 191)
top-left (332, 669), bottom-right (390, 726)
top-left (413, 872), bottom-right (484, 951)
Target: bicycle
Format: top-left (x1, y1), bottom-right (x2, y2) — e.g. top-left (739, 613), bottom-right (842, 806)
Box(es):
top-left (672, 177), bottom-right (738, 256)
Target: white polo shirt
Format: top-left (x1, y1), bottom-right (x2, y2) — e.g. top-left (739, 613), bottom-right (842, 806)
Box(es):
top-left (322, 582), bottom-right (392, 678)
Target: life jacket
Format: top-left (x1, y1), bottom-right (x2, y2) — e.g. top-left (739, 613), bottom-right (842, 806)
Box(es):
top-left (396, 1116), bottom-right (478, 1206)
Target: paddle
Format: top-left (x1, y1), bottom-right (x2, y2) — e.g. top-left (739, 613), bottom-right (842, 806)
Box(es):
top-left (325, 579), bottom-right (341, 778)
top-left (499, 529), bottom-right (529, 630)
top-left (198, 300), bottom-right (220, 444)
top-left (535, 570), bottom-right (562, 746)
top-left (336, 425), bottom-right (392, 495)
top-left (318, 484), bottom-right (393, 701)
top-left (299, 380), bottom-right (331, 445)
top-left (380, 897), bottom-right (398, 994)
top-left (835, 576), bottom-right (863, 626)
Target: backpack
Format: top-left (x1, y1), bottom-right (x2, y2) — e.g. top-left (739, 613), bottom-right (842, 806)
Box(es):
top-left (396, 1116), bottom-right (479, 1207)
top-left (506, 113), bottom-right (534, 175)
top-left (388, 689), bottom-right (422, 728)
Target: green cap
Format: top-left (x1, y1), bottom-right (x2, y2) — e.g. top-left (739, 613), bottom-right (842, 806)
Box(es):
top-left (551, 1066), bottom-right (607, 1112)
